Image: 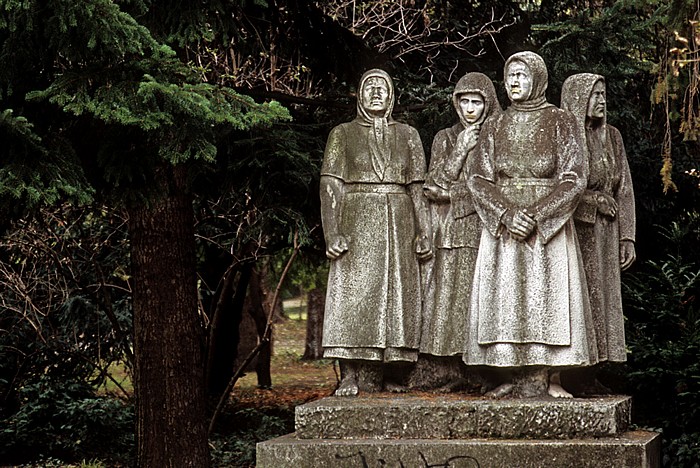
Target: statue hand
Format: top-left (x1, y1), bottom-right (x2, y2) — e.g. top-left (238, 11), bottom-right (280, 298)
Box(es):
top-left (620, 240), bottom-right (636, 271)
top-left (503, 209), bottom-right (536, 241)
top-left (456, 125), bottom-right (481, 153)
top-left (423, 184), bottom-right (450, 202)
top-left (597, 193), bottom-right (618, 218)
top-left (326, 234), bottom-right (349, 259)
top-left (415, 234), bottom-right (433, 261)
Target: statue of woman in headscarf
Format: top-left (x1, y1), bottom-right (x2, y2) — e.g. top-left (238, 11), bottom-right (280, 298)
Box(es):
top-left (560, 73), bottom-right (636, 391)
top-left (320, 69), bottom-right (432, 396)
top-left (411, 73), bottom-right (502, 391)
top-left (464, 52), bottom-right (598, 398)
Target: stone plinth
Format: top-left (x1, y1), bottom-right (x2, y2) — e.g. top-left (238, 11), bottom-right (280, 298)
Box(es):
top-left (296, 395), bottom-right (631, 440)
top-left (257, 430), bottom-right (661, 468)
top-left (257, 394), bottom-right (660, 468)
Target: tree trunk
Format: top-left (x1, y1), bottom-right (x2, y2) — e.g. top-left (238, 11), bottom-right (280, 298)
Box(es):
top-left (247, 267), bottom-right (272, 388)
top-left (205, 262), bottom-right (253, 398)
top-left (129, 165), bottom-right (210, 468)
top-left (302, 288), bottom-right (325, 360)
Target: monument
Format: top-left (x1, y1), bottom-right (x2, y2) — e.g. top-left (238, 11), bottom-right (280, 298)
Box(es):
top-left (413, 72), bottom-right (501, 391)
top-left (561, 73), bottom-right (637, 393)
top-left (463, 51), bottom-right (597, 399)
top-left (319, 68), bottom-right (432, 397)
top-left (258, 56), bottom-right (660, 467)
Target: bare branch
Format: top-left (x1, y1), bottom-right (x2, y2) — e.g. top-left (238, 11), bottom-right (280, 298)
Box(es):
top-left (207, 230), bottom-right (301, 435)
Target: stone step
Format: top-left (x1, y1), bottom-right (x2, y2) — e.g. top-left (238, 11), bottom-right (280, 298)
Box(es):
top-left (295, 395), bottom-right (631, 440)
top-left (257, 430), bottom-right (660, 468)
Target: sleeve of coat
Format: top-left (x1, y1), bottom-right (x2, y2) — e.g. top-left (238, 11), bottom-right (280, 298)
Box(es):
top-left (610, 125), bottom-right (636, 243)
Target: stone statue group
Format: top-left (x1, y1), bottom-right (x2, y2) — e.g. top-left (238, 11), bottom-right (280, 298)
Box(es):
top-left (319, 51), bottom-right (636, 399)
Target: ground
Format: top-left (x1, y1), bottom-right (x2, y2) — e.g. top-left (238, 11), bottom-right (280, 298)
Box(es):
top-left (233, 302), bottom-right (338, 409)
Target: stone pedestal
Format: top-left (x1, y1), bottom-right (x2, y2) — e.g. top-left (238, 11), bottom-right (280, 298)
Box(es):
top-left (257, 395), bottom-right (660, 467)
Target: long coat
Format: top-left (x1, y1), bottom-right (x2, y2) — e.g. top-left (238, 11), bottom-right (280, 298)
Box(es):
top-left (420, 73), bottom-right (500, 356)
top-left (464, 52), bottom-right (598, 368)
top-left (321, 74), bottom-right (427, 362)
top-left (562, 73), bottom-right (636, 362)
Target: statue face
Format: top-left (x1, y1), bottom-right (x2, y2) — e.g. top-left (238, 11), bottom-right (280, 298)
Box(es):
top-left (505, 61), bottom-right (532, 102)
top-left (587, 81), bottom-right (606, 120)
top-left (458, 92), bottom-right (485, 124)
top-left (361, 77), bottom-right (390, 116)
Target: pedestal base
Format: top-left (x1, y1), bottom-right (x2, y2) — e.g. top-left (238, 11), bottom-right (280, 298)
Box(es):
top-left (296, 395), bottom-right (631, 439)
top-left (258, 431), bottom-right (660, 468)
top-left (257, 395), bottom-right (660, 468)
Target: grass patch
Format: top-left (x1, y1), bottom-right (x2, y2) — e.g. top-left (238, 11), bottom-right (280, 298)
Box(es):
top-left (95, 361), bottom-right (133, 397)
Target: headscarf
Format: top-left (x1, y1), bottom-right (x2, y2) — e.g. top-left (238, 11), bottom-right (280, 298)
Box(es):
top-left (357, 69), bottom-right (395, 179)
top-left (452, 72), bottom-right (502, 128)
top-left (561, 73), bottom-right (606, 133)
top-left (504, 51), bottom-right (553, 112)
top-left (561, 73), bottom-right (616, 187)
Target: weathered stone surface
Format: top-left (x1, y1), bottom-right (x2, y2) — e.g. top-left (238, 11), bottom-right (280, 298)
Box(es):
top-left (295, 395), bottom-right (631, 440)
top-left (257, 430), bottom-right (660, 468)
top-left (463, 51), bottom-right (596, 381)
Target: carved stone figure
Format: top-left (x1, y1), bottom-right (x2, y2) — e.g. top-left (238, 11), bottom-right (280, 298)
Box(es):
top-left (464, 52), bottom-right (598, 398)
top-left (561, 74), bottom-right (636, 383)
top-left (320, 69), bottom-right (432, 397)
top-left (411, 73), bottom-right (501, 390)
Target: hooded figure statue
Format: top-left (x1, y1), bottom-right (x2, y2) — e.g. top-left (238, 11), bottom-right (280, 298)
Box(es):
top-left (464, 52), bottom-right (598, 398)
top-left (410, 73), bottom-right (501, 391)
top-left (561, 73), bottom-right (636, 368)
top-left (319, 69), bottom-right (432, 396)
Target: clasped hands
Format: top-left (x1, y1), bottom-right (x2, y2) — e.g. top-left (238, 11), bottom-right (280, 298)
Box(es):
top-left (594, 192), bottom-right (618, 218)
top-left (503, 208), bottom-right (537, 241)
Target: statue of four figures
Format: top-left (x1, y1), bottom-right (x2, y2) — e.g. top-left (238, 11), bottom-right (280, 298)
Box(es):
top-left (319, 52), bottom-right (636, 399)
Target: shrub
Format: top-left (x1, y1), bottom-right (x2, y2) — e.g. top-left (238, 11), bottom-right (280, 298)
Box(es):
top-left (210, 407), bottom-right (293, 467)
top-left (624, 212), bottom-right (700, 467)
top-left (0, 375), bottom-right (134, 465)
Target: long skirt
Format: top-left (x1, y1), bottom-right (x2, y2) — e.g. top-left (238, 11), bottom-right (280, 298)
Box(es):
top-left (463, 222), bottom-right (599, 367)
top-left (421, 246), bottom-right (477, 356)
top-left (323, 191), bottom-right (422, 362)
top-left (576, 216), bottom-right (626, 362)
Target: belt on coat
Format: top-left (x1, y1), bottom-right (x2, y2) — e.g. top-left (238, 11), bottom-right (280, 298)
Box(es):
top-left (345, 183), bottom-right (407, 194)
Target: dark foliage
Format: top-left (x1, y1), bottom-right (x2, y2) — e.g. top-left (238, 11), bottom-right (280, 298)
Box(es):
top-left (623, 213), bottom-right (700, 466)
top-left (0, 205), bottom-right (134, 464)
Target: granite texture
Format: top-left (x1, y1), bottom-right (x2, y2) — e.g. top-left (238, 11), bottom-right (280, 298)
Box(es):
top-left (562, 72), bottom-right (636, 364)
top-left (295, 395), bottom-right (631, 440)
top-left (257, 430), bottom-right (660, 468)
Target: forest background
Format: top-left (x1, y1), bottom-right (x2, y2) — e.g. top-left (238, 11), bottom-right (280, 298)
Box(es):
top-left (0, 0), bottom-right (698, 467)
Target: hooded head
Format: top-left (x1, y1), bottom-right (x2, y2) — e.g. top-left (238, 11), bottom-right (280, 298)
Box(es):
top-left (561, 73), bottom-right (606, 130)
top-left (561, 73), bottom-right (612, 179)
top-left (356, 69), bottom-right (396, 179)
top-left (357, 68), bottom-right (395, 123)
top-left (452, 72), bottom-right (501, 128)
top-left (504, 51), bottom-right (551, 111)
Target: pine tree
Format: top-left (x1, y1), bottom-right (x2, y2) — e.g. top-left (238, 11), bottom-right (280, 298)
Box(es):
top-left (0, 1), bottom-right (289, 466)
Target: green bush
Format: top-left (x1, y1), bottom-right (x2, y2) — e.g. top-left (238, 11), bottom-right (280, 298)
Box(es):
top-left (624, 212), bottom-right (700, 467)
top-left (210, 407), bottom-right (293, 467)
top-left (0, 375), bottom-right (134, 465)
top-left (0, 205), bottom-right (134, 465)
